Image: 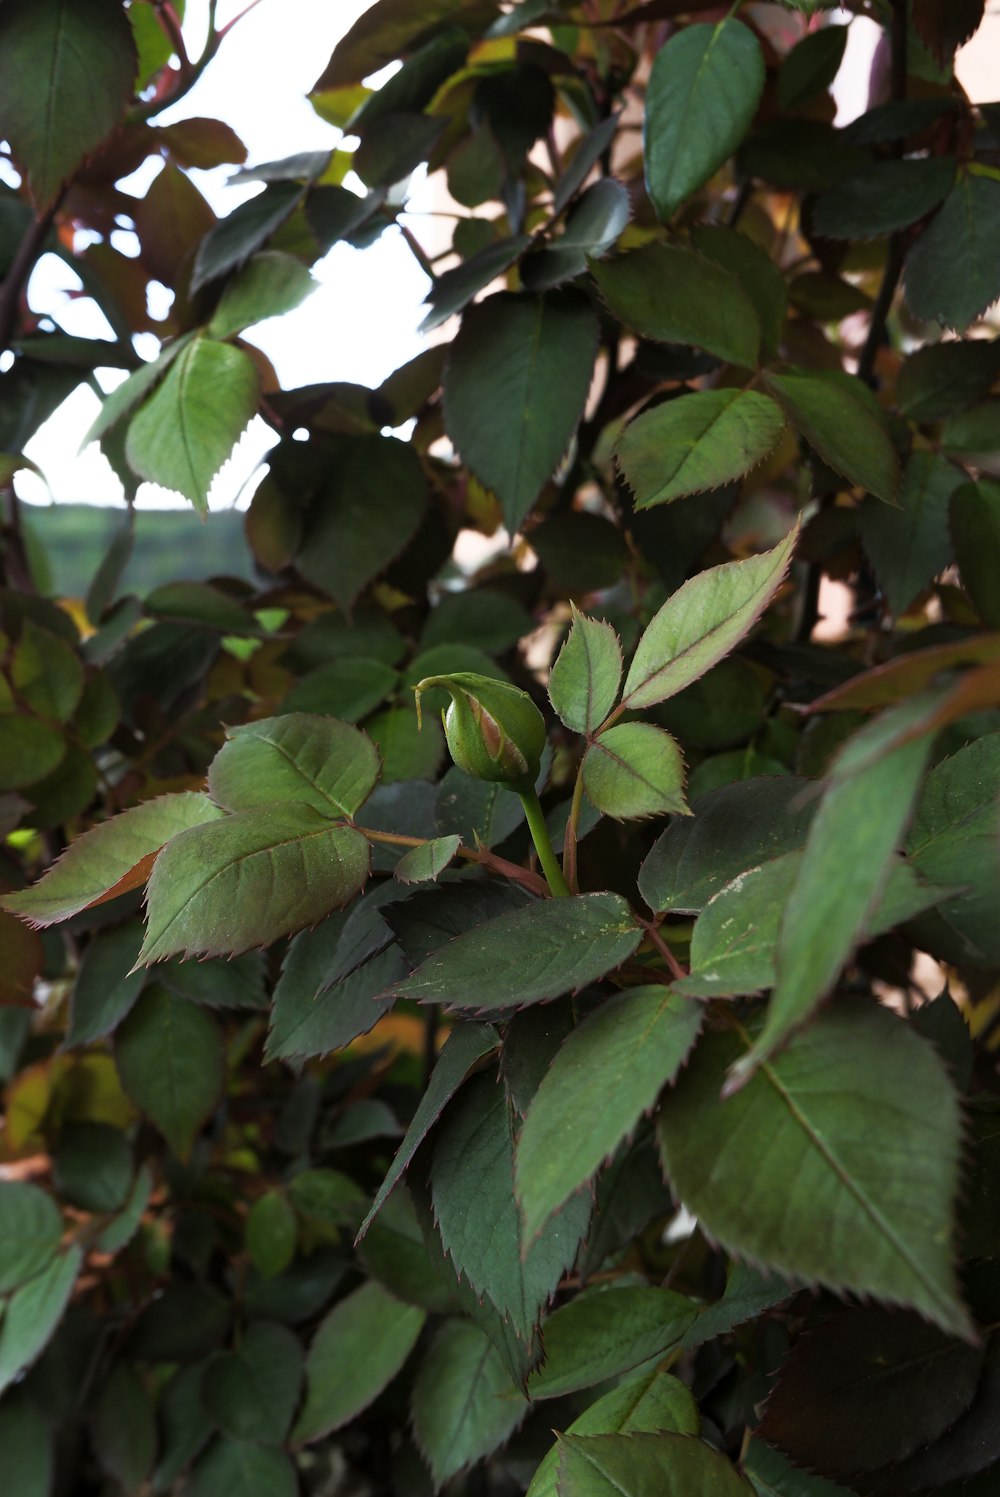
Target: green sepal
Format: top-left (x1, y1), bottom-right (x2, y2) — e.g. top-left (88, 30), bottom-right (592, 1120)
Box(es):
top-left (415, 672), bottom-right (546, 791)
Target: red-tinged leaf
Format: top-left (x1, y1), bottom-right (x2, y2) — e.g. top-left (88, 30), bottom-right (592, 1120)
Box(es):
top-left (0, 793), bottom-right (224, 928)
top-left (808, 635), bottom-right (1000, 713)
top-left (137, 805), bottom-right (371, 965)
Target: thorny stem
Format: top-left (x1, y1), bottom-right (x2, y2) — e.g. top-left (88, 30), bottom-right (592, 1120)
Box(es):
top-left (356, 826), bottom-right (549, 899)
top-left (516, 785), bottom-right (572, 898)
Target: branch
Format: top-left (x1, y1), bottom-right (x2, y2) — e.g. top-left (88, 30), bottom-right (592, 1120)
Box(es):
top-left (0, 189), bottom-right (63, 354)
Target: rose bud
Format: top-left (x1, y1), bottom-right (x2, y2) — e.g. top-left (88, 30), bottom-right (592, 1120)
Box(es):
top-left (414, 672), bottom-right (546, 791)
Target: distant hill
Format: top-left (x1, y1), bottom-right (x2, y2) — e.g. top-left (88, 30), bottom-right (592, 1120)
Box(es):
top-left (21, 503), bottom-right (257, 600)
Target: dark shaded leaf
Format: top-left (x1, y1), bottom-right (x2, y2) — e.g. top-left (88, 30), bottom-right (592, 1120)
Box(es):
top-left (115, 985), bottom-right (224, 1158)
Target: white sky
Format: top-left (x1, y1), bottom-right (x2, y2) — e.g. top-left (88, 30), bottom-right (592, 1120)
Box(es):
top-left (11, 0), bottom-right (999, 512)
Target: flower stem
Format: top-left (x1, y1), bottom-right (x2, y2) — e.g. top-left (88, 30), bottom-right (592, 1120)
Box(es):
top-left (517, 786), bottom-right (571, 898)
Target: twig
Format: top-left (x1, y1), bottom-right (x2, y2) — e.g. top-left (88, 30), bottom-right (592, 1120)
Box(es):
top-left (561, 764), bottom-right (586, 895)
top-left (639, 917), bottom-right (687, 981)
top-left (356, 826), bottom-right (549, 898)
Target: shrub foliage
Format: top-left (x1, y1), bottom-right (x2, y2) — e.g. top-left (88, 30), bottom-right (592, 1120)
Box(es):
top-left (2, 0), bottom-right (1000, 1493)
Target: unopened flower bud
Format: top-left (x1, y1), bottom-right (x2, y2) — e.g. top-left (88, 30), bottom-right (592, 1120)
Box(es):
top-left (414, 672), bottom-right (546, 791)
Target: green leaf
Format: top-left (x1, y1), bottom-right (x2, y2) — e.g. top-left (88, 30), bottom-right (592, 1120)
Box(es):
top-left (137, 805), bottom-right (371, 964)
top-left (0, 1393), bottom-right (52, 1497)
top-left (266, 926), bottom-right (402, 1063)
top-left (91, 1361), bottom-right (156, 1493)
top-left (616, 390), bottom-right (786, 510)
top-left (526, 1369), bottom-right (699, 1497)
top-left (283, 656), bottom-right (398, 721)
top-left (125, 337), bottom-right (259, 513)
top-left (115, 985), bottom-right (224, 1158)
top-left (203, 1321), bottom-right (303, 1445)
top-left (561, 178), bottom-right (631, 254)
top-left (951, 480), bottom-right (1000, 628)
top-left (681, 1260), bottom-right (794, 1351)
top-left (905, 172), bottom-right (1000, 332)
top-left (527, 1286), bottom-right (697, 1400)
top-left (0, 1181), bottom-right (62, 1293)
top-left (81, 333), bottom-right (195, 448)
top-left (583, 724), bottom-right (688, 820)
top-left (812, 157), bottom-right (956, 240)
top-left (52, 1122), bottom-right (132, 1214)
top-left (744, 1440), bottom-right (855, 1497)
top-left (764, 371), bottom-right (900, 503)
top-left (591, 245), bottom-right (761, 368)
top-left (690, 225), bottom-right (788, 362)
top-left (1, 791), bottom-right (223, 927)
top-left (357, 1022), bottom-right (499, 1241)
top-left (432, 1072), bottom-right (592, 1346)
top-left (675, 852), bottom-right (948, 1000)
top-left (733, 696), bottom-right (940, 1077)
top-left (208, 713), bottom-right (381, 820)
top-left (420, 234), bottom-right (533, 331)
top-left (10, 621), bottom-right (83, 722)
top-left (557, 1431), bottom-right (754, 1496)
top-left (95, 1163), bottom-right (153, 1256)
top-left (292, 1280), bottom-right (425, 1444)
top-left (159, 952), bottom-right (267, 1011)
top-left (644, 20), bottom-right (764, 223)
top-left (620, 526), bottom-right (797, 712)
top-left (191, 180), bottom-right (304, 292)
top-left (778, 25), bottom-right (847, 109)
top-left (757, 1306), bottom-right (985, 1481)
top-left (860, 450), bottom-right (960, 615)
top-left (548, 610), bottom-right (622, 734)
top-left (245, 1192), bottom-right (297, 1279)
top-left (0, 717), bottom-right (66, 792)
top-left (898, 338), bottom-right (1000, 422)
top-left (190, 1439), bottom-right (297, 1497)
top-left (443, 291), bottom-right (598, 534)
top-left (387, 893), bottom-right (642, 1012)
top-left (516, 987), bottom-right (701, 1242)
top-left (906, 732), bottom-right (1000, 966)
top-left (393, 834), bottom-right (461, 884)
top-left (422, 588), bottom-right (531, 654)
top-left (0, 1245), bottom-right (82, 1396)
top-left (296, 434), bottom-right (427, 612)
top-left (0, 0), bottom-right (137, 208)
top-left (411, 1319), bottom-right (527, 1487)
top-left (658, 1006), bottom-right (971, 1339)
top-left (208, 251), bottom-right (315, 338)
top-left (638, 776), bottom-right (816, 914)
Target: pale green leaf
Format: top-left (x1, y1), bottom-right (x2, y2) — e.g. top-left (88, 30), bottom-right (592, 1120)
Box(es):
top-left (393, 834), bottom-right (461, 884)
top-left (644, 19), bottom-right (765, 222)
top-left (527, 1286), bottom-right (697, 1400)
top-left (0, 1245), bottom-right (82, 1396)
top-left (516, 987), bottom-right (701, 1242)
top-left (0, 1181), bottom-right (62, 1294)
top-left (616, 390), bottom-right (786, 509)
top-left (734, 696), bottom-right (939, 1077)
top-left (621, 526), bottom-right (798, 712)
top-left (443, 291), bottom-right (599, 534)
top-left (591, 245), bottom-right (761, 368)
top-left (558, 1431), bottom-right (754, 1496)
top-left (387, 893), bottom-right (643, 1011)
top-left (411, 1319), bottom-right (527, 1487)
top-left (583, 723), bottom-right (689, 820)
top-left (0, 718), bottom-right (66, 792)
top-left (292, 1281), bottom-right (425, 1444)
top-left (548, 610), bottom-right (623, 734)
top-left (0, 792), bottom-right (224, 927)
top-left (765, 371), bottom-right (900, 503)
top-left (203, 1321), bottom-right (303, 1445)
top-left (0, 0), bottom-right (137, 207)
top-left (81, 334), bottom-right (196, 448)
top-left (658, 1007), bottom-right (971, 1339)
top-left (10, 620), bottom-right (83, 722)
top-left (527, 1369), bottom-right (699, 1497)
top-left (208, 251), bottom-right (316, 339)
top-left (137, 805), bottom-right (371, 964)
top-left (245, 1193), bottom-right (297, 1279)
top-left (115, 984), bottom-right (225, 1157)
top-left (208, 713), bottom-right (381, 820)
top-left (125, 337), bottom-right (259, 513)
